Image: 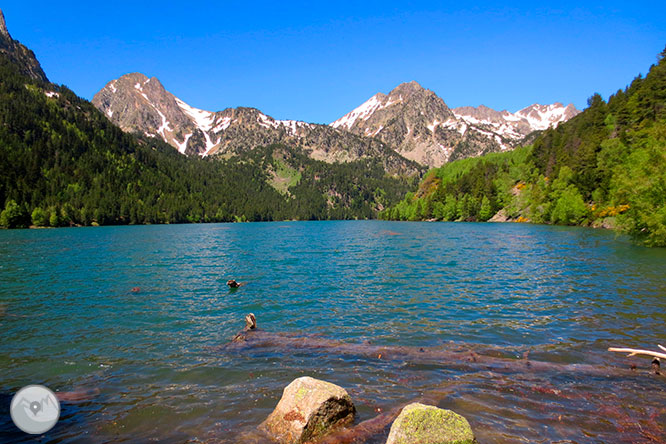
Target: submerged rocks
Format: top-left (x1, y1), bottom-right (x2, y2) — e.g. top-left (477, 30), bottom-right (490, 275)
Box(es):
top-left (386, 403), bottom-right (476, 444)
top-left (261, 376), bottom-right (356, 444)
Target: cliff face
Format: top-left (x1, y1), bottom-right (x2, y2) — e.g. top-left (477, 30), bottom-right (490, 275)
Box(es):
top-left (0, 9), bottom-right (48, 83)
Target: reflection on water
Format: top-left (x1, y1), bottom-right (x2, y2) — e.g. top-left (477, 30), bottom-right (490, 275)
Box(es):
top-left (1, 221), bottom-right (665, 442)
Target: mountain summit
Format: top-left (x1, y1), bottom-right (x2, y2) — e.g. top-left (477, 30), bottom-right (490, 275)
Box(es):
top-left (93, 73), bottom-right (206, 154)
top-left (0, 8), bottom-right (48, 83)
top-left (332, 82), bottom-right (580, 167)
top-left (0, 8), bottom-right (10, 38)
top-left (331, 81), bottom-right (461, 167)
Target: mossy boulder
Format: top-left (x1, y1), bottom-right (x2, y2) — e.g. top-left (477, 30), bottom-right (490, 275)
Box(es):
top-left (386, 403), bottom-right (476, 444)
top-left (260, 376), bottom-right (356, 444)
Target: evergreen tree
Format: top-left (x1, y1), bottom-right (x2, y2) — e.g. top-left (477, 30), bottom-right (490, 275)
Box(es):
top-left (479, 196), bottom-right (493, 221)
top-left (383, 47), bottom-right (666, 247)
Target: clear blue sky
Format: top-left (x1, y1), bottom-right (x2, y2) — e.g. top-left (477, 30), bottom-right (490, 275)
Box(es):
top-left (3, 1), bottom-right (665, 124)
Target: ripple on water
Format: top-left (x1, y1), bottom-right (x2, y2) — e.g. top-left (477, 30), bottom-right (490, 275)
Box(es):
top-left (1, 221), bottom-right (665, 443)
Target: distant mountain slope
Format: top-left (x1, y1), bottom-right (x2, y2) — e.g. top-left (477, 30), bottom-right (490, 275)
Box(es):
top-left (0, 11), bottom-right (419, 228)
top-left (331, 81), bottom-right (579, 167)
top-left (452, 102), bottom-right (579, 136)
top-left (92, 74), bottom-right (423, 177)
top-left (382, 47), bottom-right (666, 247)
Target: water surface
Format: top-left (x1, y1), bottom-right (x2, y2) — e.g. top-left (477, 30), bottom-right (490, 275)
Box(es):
top-left (1, 221), bottom-right (665, 442)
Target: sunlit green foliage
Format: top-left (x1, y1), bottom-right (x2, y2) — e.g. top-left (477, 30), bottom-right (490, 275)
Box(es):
top-left (0, 199), bottom-right (28, 228)
top-left (383, 47), bottom-right (666, 247)
top-left (31, 207), bottom-right (48, 226)
top-left (0, 54), bottom-right (417, 228)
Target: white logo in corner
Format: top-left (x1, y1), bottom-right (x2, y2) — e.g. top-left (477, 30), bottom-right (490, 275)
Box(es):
top-left (10, 385), bottom-right (60, 434)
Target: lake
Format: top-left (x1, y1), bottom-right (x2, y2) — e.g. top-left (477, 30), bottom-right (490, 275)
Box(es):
top-left (1, 221), bottom-right (665, 442)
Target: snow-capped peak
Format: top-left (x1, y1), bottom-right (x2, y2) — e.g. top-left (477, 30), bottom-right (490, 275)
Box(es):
top-left (331, 93), bottom-right (397, 129)
top-left (453, 102), bottom-right (580, 136)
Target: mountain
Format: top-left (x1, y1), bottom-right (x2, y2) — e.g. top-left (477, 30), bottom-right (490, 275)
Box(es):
top-left (382, 48), bottom-right (666, 247)
top-left (331, 81), bottom-right (579, 168)
top-left (92, 74), bottom-right (423, 177)
top-left (452, 102), bottom-right (579, 136)
top-left (0, 11), bottom-right (419, 228)
top-left (0, 9), bottom-right (48, 83)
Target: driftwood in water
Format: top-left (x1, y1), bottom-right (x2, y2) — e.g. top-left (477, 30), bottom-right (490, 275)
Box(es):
top-left (609, 345), bottom-right (665, 375)
top-left (608, 345), bottom-right (666, 360)
top-left (223, 315), bottom-right (658, 378)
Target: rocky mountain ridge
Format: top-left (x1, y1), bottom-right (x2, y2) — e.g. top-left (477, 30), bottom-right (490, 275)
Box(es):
top-left (331, 82), bottom-right (579, 167)
top-left (0, 9), bottom-right (48, 83)
top-left (93, 75), bottom-right (579, 171)
top-left (93, 73), bottom-right (421, 176)
top-left (452, 102), bottom-right (580, 136)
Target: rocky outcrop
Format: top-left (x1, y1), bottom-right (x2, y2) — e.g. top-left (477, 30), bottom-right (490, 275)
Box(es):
top-left (488, 208), bottom-right (509, 222)
top-left (332, 81), bottom-right (579, 168)
top-left (0, 9), bottom-right (48, 83)
top-left (260, 376), bottom-right (356, 444)
top-left (386, 403), bottom-right (476, 444)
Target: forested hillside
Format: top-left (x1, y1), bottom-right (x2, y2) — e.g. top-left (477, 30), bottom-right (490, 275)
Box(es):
top-left (382, 48), bottom-right (666, 247)
top-left (0, 55), bottom-right (417, 228)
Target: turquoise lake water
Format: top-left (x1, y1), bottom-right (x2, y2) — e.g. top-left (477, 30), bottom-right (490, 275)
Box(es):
top-left (1, 221), bottom-right (665, 442)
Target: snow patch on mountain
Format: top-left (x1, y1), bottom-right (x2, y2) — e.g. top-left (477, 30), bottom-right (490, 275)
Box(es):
top-left (330, 94), bottom-right (386, 129)
top-left (174, 98), bottom-right (220, 154)
top-left (453, 102), bottom-right (579, 137)
top-left (257, 113), bottom-right (278, 129)
top-left (155, 108), bottom-right (172, 138)
top-left (256, 114), bottom-right (314, 135)
top-left (176, 98), bottom-right (215, 132)
top-left (175, 133), bottom-right (192, 154)
top-left (213, 116), bottom-right (232, 133)
top-left (364, 125), bottom-right (383, 137)
top-left (515, 103), bottom-right (573, 131)
top-left (279, 119), bottom-right (311, 136)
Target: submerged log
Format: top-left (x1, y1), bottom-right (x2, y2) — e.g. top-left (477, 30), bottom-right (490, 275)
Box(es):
top-left (223, 315), bottom-right (656, 378)
top-left (55, 387), bottom-right (100, 403)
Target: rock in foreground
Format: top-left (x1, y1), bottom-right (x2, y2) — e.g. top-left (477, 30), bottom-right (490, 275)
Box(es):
top-left (261, 376), bottom-right (356, 444)
top-left (386, 402), bottom-right (476, 444)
